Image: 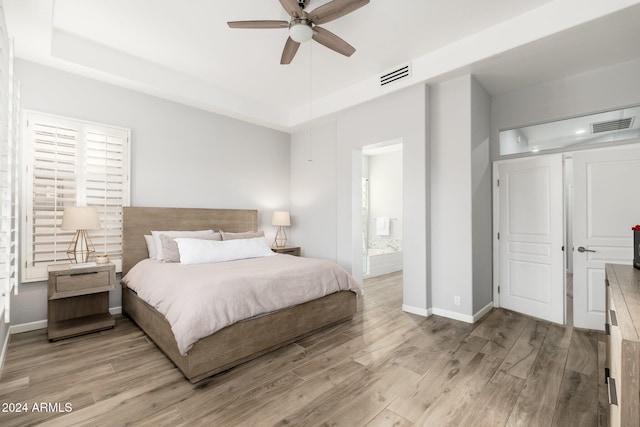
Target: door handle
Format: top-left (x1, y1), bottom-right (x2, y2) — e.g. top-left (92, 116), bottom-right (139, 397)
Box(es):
top-left (577, 246), bottom-right (596, 253)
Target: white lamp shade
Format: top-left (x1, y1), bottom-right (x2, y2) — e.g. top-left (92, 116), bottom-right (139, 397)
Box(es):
top-left (61, 206), bottom-right (101, 230)
top-left (289, 23), bottom-right (313, 43)
top-left (272, 211), bottom-right (291, 226)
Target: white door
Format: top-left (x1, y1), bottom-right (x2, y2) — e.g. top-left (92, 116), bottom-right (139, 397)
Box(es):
top-left (573, 144), bottom-right (640, 330)
top-left (496, 154), bottom-right (564, 324)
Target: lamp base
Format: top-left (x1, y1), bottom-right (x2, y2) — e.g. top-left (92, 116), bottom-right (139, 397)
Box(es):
top-left (273, 226), bottom-right (288, 248)
top-left (67, 229), bottom-right (96, 263)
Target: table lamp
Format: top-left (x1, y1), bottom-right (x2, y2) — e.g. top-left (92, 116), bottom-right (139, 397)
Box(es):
top-left (271, 211), bottom-right (290, 248)
top-left (61, 206), bottom-right (101, 263)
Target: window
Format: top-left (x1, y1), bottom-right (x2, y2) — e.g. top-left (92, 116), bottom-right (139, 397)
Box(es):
top-left (22, 112), bottom-right (130, 282)
top-left (0, 7), bottom-right (19, 322)
top-left (498, 104), bottom-right (640, 156)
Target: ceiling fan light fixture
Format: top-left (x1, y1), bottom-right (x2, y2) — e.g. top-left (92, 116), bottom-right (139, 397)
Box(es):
top-left (289, 22), bottom-right (313, 43)
top-left (228, 0), bottom-right (371, 63)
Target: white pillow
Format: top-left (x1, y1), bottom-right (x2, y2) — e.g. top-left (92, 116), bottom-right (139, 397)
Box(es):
top-left (151, 230), bottom-right (214, 261)
top-left (175, 236), bottom-right (275, 265)
top-left (144, 235), bottom-right (157, 259)
top-left (159, 232), bottom-right (222, 263)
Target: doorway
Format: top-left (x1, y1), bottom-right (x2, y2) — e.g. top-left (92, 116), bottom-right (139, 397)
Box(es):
top-left (355, 139), bottom-right (404, 310)
top-left (361, 142), bottom-right (403, 279)
top-left (494, 143), bottom-right (640, 330)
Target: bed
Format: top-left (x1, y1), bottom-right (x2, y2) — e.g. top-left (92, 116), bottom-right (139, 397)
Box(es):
top-left (121, 207), bottom-right (359, 383)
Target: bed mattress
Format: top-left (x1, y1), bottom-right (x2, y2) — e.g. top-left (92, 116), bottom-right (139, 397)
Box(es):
top-left (121, 254), bottom-right (362, 355)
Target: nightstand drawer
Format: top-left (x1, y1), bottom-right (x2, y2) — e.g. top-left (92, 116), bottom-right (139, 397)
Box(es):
top-left (56, 270), bottom-right (110, 293)
top-left (48, 263), bottom-right (116, 299)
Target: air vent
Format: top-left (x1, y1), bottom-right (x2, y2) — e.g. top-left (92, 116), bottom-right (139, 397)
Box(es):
top-left (591, 117), bottom-right (634, 134)
top-left (380, 64), bottom-right (411, 87)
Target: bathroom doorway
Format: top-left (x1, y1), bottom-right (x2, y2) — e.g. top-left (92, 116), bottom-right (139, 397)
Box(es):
top-left (361, 141), bottom-right (403, 279)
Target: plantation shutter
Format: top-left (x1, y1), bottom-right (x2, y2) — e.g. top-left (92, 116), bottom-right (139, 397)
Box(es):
top-left (23, 112), bottom-right (130, 282)
top-left (0, 4), bottom-right (19, 322)
top-left (85, 126), bottom-right (128, 260)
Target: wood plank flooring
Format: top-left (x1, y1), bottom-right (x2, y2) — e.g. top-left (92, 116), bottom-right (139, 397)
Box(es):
top-left (0, 272), bottom-right (607, 426)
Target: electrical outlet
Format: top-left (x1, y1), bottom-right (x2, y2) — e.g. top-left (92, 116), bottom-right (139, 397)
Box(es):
top-left (454, 296), bottom-right (461, 306)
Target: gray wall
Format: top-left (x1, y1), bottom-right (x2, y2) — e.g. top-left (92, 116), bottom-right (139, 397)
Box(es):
top-left (430, 75), bottom-right (492, 318)
top-left (431, 76), bottom-right (473, 315)
top-left (0, 319), bottom-right (7, 358)
top-left (337, 84), bottom-right (429, 314)
top-left (13, 55), bottom-right (640, 334)
top-left (471, 77), bottom-right (493, 313)
top-left (291, 84), bottom-right (430, 314)
top-left (11, 59), bottom-right (291, 327)
top-left (492, 58), bottom-right (640, 160)
top-left (290, 121), bottom-right (339, 261)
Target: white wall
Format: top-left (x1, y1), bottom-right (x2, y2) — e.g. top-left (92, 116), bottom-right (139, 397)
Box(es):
top-left (431, 76), bottom-right (474, 316)
top-left (431, 75), bottom-right (492, 320)
top-left (339, 84), bottom-right (429, 314)
top-left (367, 149), bottom-right (403, 246)
top-left (11, 60), bottom-right (291, 327)
top-left (471, 78), bottom-right (493, 313)
top-left (290, 121), bottom-right (338, 260)
top-left (291, 84), bottom-right (429, 314)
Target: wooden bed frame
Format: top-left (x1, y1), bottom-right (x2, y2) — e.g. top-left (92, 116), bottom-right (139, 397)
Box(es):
top-left (121, 207), bottom-right (357, 383)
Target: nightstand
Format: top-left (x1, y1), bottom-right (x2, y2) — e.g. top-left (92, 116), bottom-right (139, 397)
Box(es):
top-left (47, 263), bottom-right (116, 341)
top-left (272, 246), bottom-right (301, 256)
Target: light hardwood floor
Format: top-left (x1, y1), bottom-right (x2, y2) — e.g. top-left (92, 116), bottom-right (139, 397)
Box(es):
top-left (0, 272), bottom-right (607, 426)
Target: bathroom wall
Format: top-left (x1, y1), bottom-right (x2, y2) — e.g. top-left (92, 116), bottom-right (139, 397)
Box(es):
top-left (366, 147), bottom-right (403, 250)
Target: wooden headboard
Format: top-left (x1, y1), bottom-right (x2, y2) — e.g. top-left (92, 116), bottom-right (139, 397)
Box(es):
top-left (122, 207), bottom-right (258, 275)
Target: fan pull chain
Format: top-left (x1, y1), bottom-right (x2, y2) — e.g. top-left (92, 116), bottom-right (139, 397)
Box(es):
top-left (307, 41), bottom-right (313, 162)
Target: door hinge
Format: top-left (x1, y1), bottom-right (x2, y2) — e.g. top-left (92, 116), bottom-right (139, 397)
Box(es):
top-left (497, 179), bottom-right (499, 187)
top-left (498, 286), bottom-right (501, 294)
top-left (497, 232), bottom-right (500, 240)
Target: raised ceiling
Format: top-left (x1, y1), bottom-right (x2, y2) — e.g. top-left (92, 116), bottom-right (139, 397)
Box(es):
top-left (5, 0), bottom-right (640, 131)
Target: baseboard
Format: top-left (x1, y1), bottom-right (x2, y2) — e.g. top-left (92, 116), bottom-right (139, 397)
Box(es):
top-left (432, 301), bottom-right (495, 324)
top-left (10, 320), bottom-right (47, 334)
top-left (402, 304), bottom-right (431, 317)
top-left (473, 301), bottom-right (494, 322)
top-left (431, 307), bottom-right (475, 323)
top-left (10, 306), bottom-right (123, 335)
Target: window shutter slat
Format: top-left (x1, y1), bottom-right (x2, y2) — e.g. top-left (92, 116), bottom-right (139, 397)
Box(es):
top-left (23, 112), bottom-right (130, 281)
top-left (1, 33), bottom-right (19, 321)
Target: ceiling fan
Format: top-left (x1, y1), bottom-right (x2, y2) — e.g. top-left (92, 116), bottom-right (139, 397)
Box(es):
top-left (227, 0), bottom-right (369, 64)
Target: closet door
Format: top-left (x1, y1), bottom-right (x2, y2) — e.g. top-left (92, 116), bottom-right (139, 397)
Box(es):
top-left (573, 144), bottom-right (640, 330)
top-left (496, 154), bottom-right (564, 324)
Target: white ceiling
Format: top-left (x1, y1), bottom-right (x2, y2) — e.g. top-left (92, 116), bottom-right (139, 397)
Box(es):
top-left (5, 0), bottom-right (640, 132)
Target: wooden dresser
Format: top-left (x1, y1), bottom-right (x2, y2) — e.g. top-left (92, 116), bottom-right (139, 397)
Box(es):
top-left (605, 263), bottom-right (640, 427)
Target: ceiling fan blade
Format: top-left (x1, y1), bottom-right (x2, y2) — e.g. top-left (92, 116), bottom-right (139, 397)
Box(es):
top-left (279, 0), bottom-right (304, 18)
top-left (309, 0), bottom-right (369, 25)
top-left (281, 37), bottom-right (301, 64)
top-left (312, 26), bottom-right (356, 57)
top-left (227, 20), bottom-right (289, 29)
